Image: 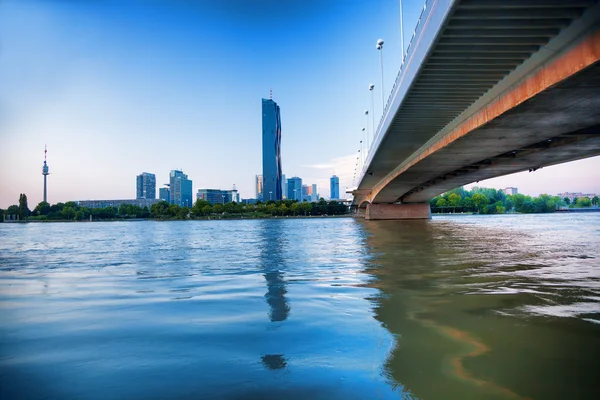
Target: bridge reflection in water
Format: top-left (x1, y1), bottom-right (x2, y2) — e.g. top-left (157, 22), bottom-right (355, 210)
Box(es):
top-left (361, 216), bottom-right (600, 399)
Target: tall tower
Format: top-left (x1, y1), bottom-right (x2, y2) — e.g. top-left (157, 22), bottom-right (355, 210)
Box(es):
top-left (262, 98), bottom-right (282, 201)
top-left (42, 145), bottom-right (49, 203)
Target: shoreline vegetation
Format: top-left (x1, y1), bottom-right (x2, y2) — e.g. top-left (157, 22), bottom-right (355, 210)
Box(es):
top-left (430, 187), bottom-right (598, 214)
top-left (1, 195), bottom-right (350, 223)
top-left (2, 187), bottom-right (598, 223)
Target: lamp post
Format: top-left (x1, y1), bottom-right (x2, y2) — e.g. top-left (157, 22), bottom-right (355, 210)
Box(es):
top-left (365, 109), bottom-right (369, 153)
top-left (369, 83), bottom-right (375, 139)
top-left (376, 38), bottom-right (385, 113)
top-left (399, 1), bottom-right (405, 65)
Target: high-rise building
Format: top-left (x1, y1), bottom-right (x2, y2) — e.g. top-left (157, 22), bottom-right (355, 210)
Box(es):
top-left (330, 175), bottom-right (340, 200)
top-left (256, 175), bottom-right (263, 200)
top-left (281, 174), bottom-right (286, 200)
top-left (287, 177), bottom-right (302, 201)
top-left (136, 172), bottom-right (156, 199)
top-left (500, 187), bottom-right (518, 196)
top-left (196, 189), bottom-right (239, 205)
top-left (311, 184), bottom-right (318, 202)
top-left (169, 170), bottom-right (193, 207)
top-left (159, 187), bottom-right (170, 202)
top-left (262, 98), bottom-right (283, 201)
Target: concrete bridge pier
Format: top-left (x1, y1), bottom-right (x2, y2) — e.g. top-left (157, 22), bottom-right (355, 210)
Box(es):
top-left (365, 203), bottom-right (431, 220)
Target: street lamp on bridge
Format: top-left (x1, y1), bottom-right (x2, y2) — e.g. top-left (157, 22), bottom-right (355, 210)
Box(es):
top-left (369, 83), bottom-right (375, 140)
top-left (376, 38), bottom-right (385, 113)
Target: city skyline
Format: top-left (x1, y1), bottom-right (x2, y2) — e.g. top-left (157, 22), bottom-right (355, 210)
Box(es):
top-left (1, 0), bottom-right (599, 208)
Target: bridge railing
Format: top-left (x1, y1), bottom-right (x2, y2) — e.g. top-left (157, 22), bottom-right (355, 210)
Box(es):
top-left (361, 0), bottom-right (445, 179)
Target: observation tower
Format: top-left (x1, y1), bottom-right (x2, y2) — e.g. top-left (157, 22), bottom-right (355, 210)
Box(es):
top-left (42, 146), bottom-right (49, 203)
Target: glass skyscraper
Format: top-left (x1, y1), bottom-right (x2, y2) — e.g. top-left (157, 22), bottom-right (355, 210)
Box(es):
top-left (287, 177), bottom-right (302, 201)
top-left (169, 170), bottom-right (193, 207)
top-left (136, 172), bottom-right (156, 199)
top-left (262, 98), bottom-right (282, 201)
top-left (330, 175), bottom-right (340, 200)
top-left (255, 174), bottom-right (263, 200)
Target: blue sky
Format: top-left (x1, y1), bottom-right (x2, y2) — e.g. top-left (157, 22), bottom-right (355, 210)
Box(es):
top-left (1, 0), bottom-right (598, 208)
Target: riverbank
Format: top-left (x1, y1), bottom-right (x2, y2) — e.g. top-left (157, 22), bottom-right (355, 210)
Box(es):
top-left (15, 214), bottom-right (353, 223)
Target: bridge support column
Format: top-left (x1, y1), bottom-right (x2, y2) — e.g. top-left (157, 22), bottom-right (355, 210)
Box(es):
top-left (365, 203), bottom-right (431, 220)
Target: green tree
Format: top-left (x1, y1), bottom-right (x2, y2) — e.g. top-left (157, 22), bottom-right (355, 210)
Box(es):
top-left (223, 202), bottom-right (236, 214)
top-left (278, 204), bottom-right (288, 216)
top-left (563, 197), bottom-right (571, 205)
top-left (18, 194), bottom-right (30, 219)
top-left (177, 206), bottom-right (190, 219)
top-left (460, 196), bottom-right (474, 211)
top-left (212, 204), bottom-right (224, 214)
top-left (6, 205), bottom-right (19, 217)
top-left (471, 193), bottom-right (488, 213)
top-left (202, 205), bottom-right (212, 215)
top-left (34, 201), bottom-right (51, 216)
top-left (520, 200), bottom-right (535, 213)
top-left (592, 196), bottom-right (599, 206)
top-left (265, 203), bottom-right (276, 215)
top-left (169, 204), bottom-right (181, 217)
top-left (436, 198), bottom-right (447, 208)
top-left (192, 199), bottom-right (211, 216)
top-left (62, 206), bottom-right (76, 220)
top-left (290, 202), bottom-right (299, 216)
top-left (299, 201), bottom-right (312, 216)
top-left (150, 201), bottom-right (170, 218)
top-left (447, 193), bottom-right (461, 212)
top-left (576, 197), bottom-right (592, 208)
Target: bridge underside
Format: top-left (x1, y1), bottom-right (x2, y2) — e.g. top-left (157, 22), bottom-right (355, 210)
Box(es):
top-left (371, 58), bottom-right (600, 204)
top-left (354, 0), bottom-right (600, 213)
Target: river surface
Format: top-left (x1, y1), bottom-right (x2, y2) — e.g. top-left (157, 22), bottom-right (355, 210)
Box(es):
top-left (1, 214), bottom-right (599, 399)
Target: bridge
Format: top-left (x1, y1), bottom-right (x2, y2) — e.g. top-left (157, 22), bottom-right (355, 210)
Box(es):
top-left (353, 0), bottom-right (600, 220)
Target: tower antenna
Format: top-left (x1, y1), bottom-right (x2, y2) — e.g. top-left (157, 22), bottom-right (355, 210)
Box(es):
top-left (270, 88), bottom-right (272, 100)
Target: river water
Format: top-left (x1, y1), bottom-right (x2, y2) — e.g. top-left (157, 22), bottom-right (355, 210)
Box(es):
top-left (1, 214), bottom-right (599, 399)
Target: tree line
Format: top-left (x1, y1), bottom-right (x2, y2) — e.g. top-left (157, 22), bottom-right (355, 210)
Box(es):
top-left (0, 195), bottom-right (349, 222)
top-left (430, 187), bottom-right (599, 214)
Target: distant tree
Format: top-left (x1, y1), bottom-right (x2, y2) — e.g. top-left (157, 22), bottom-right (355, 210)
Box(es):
top-left (150, 201), bottom-right (170, 218)
top-left (290, 202), bottom-right (299, 216)
top-left (223, 202), bottom-right (236, 214)
top-left (563, 197), bottom-right (571, 205)
top-left (62, 206), bottom-right (76, 220)
top-left (592, 196), bottom-right (599, 206)
top-left (6, 205), bottom-right (19, 216)
top-left (435, 198), bottom-right (447, 209)
top-left (299, 201), bottom-right (312, 216)
top-left (34, 201), bottom-right (51, 216)
top-left (169, 204), bottom-right (181, 217)
top-left (212, 204), bottom-right (224, 214)
top-left (18, 194), bottom-right (30, 219)
top-left (278, 204), bottom-right (288, 216)
top-left (471, 193), bottom-right (488, 213)
top-left (494, 201), bottom-right (505, 214)
top-left (447, 193), bottom-right (461, 212)
top-left (576, 197), bottom-right (592, 208)
top-left (460, 196), bottom-right (474, 211)
top-left (265, 203), bottom-right (276, 215)
top-left (201, 205), bottom-right (212, 215)
top-left (177, 206), bottom-right (190, 219)
top-left (503, 196), bottom-right (513, 212)
top-left (520, 200), bottom-right (536, 213)
top-left (192, 199), bottom-right (211, 216)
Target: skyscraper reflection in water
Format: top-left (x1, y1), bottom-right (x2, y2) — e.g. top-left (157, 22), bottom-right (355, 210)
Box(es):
top-left (259, 220), bottom-right (290, 322)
